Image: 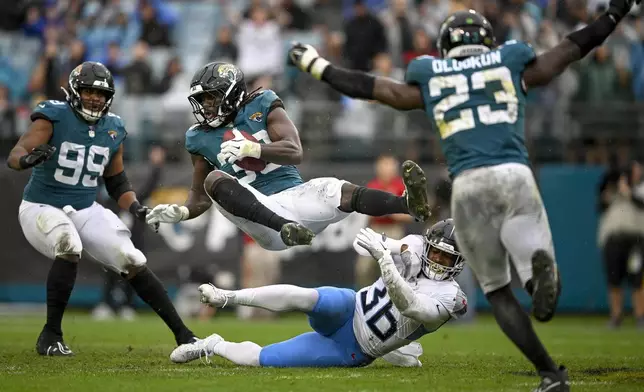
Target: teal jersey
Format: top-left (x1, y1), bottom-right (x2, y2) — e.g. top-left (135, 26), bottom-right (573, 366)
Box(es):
top-left (185, 90), bottom-right (303, 196)
top-left (406, 40), bottom-right (536, 178)
top-left (23, 100), bottom-right (127, 210)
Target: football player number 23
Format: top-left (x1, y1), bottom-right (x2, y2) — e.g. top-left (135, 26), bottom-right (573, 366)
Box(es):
top-left (54, 141), bottom-right (110, 187)
top-left (429, 66), bottom-right (518, 139)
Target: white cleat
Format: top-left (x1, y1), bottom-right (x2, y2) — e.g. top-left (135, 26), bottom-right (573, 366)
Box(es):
top-left (169, 333), bottom-right (223, 364)
top-left (198, 283), bottom-right (233, 308)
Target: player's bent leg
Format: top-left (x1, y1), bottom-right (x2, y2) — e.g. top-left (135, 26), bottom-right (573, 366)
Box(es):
top-left (19, 201), bottom-right (81, 357)
top-left (307, 287), bottom-right (356, 337)
top-left (501, 212), bottom-right (560, 323)
top-left (486, 285), bottom-right (569, 391)
top-left (77, 204), bottom-right (197, 347)
top-left (337, 160), bottom-right (430, 222)
top-left (204, 170), bottom-right (314, 247)
top-left (260, 331), bottom-right (371, 368)
top-left (199, 283), bottom-right (319, 312)
top-left (272, 177), bottom-right (350, 234)
top-left (170, 333), bottom-right (263, 366)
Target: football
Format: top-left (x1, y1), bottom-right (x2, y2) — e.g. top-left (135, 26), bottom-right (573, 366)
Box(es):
top-left (222, 129), bottom-right (267, 172)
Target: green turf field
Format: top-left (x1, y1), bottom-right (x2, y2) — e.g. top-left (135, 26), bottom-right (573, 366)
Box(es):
top-left (0, 312), bottom-right (642, 392)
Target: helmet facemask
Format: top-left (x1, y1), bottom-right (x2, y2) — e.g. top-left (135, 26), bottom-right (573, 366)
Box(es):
top-left (189, 82), bottom-right (245, 128)
top-left (421, 237), bottom-right (464, 281)
top-left (76, 87), bottom-right (113, 121)
top-left (63, 63), bottom-right (115, 122)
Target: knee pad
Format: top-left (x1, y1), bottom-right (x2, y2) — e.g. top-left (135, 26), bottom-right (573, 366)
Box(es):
top-left (52, 228), bottom-right (83, 258)
top-left (204, 170), bottom-right (235, 197)
top-left (122, 247), bottom-right (147, 270)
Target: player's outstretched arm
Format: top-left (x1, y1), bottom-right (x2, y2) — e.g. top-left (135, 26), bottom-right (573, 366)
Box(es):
top-left (7, 119), bottom-right (55, 170)
top-left (523, 0), bottom-right (639, 88)
top-left (103, 145), bottom-right (145, 213)
top-left (288, 43), bottom-right (424, 111)
top-left (182, 154), bottom-right (214, 219)
top-left (145, 154), bottom-right (213, 226)
top-left (261, 106), bottom-right (303, 165)
top-left (356, 228), bottom-right (448, 324)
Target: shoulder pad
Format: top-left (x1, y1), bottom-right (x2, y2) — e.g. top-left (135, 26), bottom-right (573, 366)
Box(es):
top-left (257, 89), bottom-right (282, 112)
top-left (452, 288), bottom-right (468, 318)
top-left (185, 124), bottom-right (206, 154)
top-left (31, 100), bottom-right (69, 123)
top-left (499, 40), bottom-right (536, 69)
top-left (405, 56), bottom-right (434, 84)
top-left (106, 112), bottom-right (126, 133)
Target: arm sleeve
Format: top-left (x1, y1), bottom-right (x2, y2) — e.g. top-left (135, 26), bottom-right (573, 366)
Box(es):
top-left (377, 252), bottom-right (450, 324)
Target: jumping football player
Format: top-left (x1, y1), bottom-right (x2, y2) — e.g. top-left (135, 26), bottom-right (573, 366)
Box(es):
top-left (7, 62), bottom-right (198, 356)
top-left (171, 219), bottom-right (467, 367)
top-left (287, 2), bottom-right (639, 389)
top-left (145, 62), bottom-right (431, 251)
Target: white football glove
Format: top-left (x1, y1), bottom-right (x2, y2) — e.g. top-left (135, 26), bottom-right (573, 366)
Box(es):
top-left (288, 42), bottom-right (330, 80)
top-left (219, 136), bottom-right (262, 165)
top-left (400, 247), bottom-right (422, 280)
top-left (146, 204), bottom-right (189, 225)
top-left (381, 342), bottom-right (423, 367)
top-left (355, 228), bottom-right (391, 262)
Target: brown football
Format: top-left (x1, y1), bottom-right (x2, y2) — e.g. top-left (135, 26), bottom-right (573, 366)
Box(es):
top-left (222, 129), bottom-right (267, 172)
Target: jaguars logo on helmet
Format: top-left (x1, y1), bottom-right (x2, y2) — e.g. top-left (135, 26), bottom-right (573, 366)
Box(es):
top-left (438, 9), bottom-right (496, 58)
top-left (188, 62), bottom-right (250, 128)
top-left (62, 61), bottom-right (115, 122)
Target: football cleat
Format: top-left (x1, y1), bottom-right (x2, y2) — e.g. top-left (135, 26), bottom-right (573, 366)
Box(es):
top-left (531, 250), bottom-right (561, 322)
top-left (401, 160), bottom-right (431, 222)
top-left (199, 283), bottom-right (234, 308)
top-left (36, 328), bottom-right (74, 357)
top-left (534, 366), bottom-right (570, 392)
top-left (170, 333), bottom-right (223, 364)
top-left (280, 222), bottom-right (315, 247)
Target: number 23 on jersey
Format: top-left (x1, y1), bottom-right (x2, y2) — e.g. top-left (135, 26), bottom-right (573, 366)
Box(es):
top-left (429, 66), bottom-right (518, 139)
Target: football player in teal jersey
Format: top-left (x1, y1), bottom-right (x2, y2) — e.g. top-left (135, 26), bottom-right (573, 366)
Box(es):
top-left (289, 2), bottom-right (641, 390)
top-left (146, 62), bottom-right (431, 255)
top-left (7, 62), bottom-right (198, 357)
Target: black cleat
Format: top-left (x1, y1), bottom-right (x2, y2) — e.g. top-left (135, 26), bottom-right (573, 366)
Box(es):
top-left (401, 160), bottom-right (431, 222)
top-left (36, 328), bottom-right (74, 357)
top-left (280, 222), bottom-right (315, 246)
top-left (534, 366), bottom-right (570, 392)
top-left (531, 250), bottom-right (560, 322)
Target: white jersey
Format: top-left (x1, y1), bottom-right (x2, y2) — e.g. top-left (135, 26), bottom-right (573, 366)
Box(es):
top-left (351, 235), bottom-right (467, 358)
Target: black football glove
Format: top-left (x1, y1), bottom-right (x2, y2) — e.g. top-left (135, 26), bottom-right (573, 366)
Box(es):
top-left (130, 203), bottom-right (159, 233)
top-left (19, 144), bottom-right (56, 169)
top-left (608, 0), bottom-right (641, 21)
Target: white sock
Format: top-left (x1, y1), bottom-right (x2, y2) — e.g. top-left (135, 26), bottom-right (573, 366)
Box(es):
top-left (210, 340), bottom-right (262, 367)
top-left (223, 284), bottom-right (318, 312)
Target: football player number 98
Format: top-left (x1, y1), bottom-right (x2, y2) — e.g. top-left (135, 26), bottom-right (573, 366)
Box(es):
top-left (429, 66), bottom-right (519, 140)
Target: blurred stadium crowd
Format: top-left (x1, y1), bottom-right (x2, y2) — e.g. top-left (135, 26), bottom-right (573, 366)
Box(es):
top-left (0, 0), bottom-right (643, 165)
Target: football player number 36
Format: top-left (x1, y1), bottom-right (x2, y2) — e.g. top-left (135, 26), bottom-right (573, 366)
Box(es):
top-left (361, 285), bottom-right (397, 342)
top-left (429, 66), bottom-right (518, 139)
top-left (54, 141), bottom-right (110, 187)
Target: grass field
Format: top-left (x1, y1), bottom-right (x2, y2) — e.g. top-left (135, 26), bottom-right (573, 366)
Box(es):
top-left (0, 312), bottom-right (643, 392)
